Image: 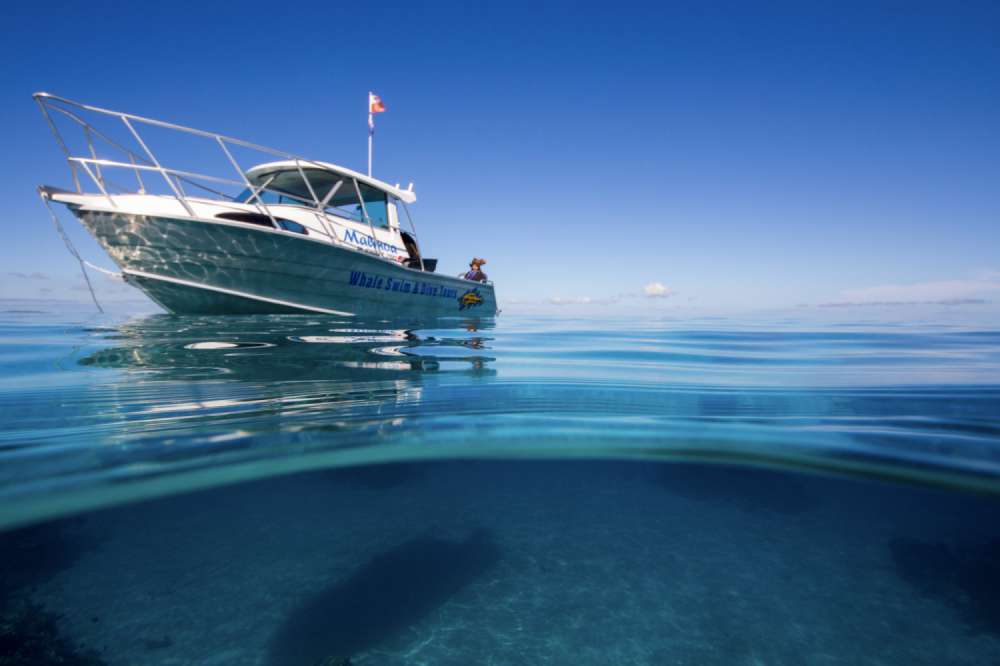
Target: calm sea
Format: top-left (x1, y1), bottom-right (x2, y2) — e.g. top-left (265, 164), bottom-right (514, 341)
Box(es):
top-left (1, 309), bottom-right (999, 665)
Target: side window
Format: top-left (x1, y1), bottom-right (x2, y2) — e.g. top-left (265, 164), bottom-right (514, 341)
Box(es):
top-left (362, 198), bottom-right (388, 227)
top-left (327, 200), bottom-right (363, 222)
top-left (346, 182), bottom-right (389, 227)
top-left (323, 181), bottom-right (388, 225)
top-left (235, 188), bottom-right (281, 204)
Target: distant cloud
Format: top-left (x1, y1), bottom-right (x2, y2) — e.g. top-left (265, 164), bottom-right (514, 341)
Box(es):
top-left (544, 283), bottom-right (679, 306)
top-left (643, 282), bottom-right (674, 298)
top-left (833, 272), bottom-right (1000, 306)
top-left (549, 295), bottom-right (625, 306)
top-left (8, 272), bottom-right (50, 280)
top-left (820, 298), bottom-right (990, 308)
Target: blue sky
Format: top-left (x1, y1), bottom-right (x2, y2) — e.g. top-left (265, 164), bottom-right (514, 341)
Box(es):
top-left (2, 1), bottom-right (998, 315)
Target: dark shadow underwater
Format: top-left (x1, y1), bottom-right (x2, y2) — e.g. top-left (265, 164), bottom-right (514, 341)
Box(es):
top-left (890, 537), bottom-right (1000, 637)
top-left (266, 528), bottom-right (501, 666)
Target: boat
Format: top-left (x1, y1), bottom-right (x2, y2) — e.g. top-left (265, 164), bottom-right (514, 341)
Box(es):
top-left (33, 92), bottom-right (497, 317)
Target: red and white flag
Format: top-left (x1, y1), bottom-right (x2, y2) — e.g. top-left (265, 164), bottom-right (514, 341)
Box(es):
top-left (367, 92), bottom-right (386, 175)
top-left (368, 92), bottom-right (385, 131)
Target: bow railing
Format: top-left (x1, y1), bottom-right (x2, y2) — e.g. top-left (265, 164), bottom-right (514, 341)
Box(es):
top-left (34, 92), bottom-right (418, 259)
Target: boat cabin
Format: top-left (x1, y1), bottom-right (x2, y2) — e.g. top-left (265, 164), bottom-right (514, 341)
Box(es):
top-left (238, 161), bottom-right (433, 271)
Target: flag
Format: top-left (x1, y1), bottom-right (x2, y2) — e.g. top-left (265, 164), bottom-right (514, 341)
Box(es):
top-left (367, 92), bottom-right (386, 173)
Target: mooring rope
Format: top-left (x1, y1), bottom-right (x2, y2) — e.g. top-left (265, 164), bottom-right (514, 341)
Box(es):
top-left (38, 189), bottom-right (104, 313)
top-left (83, 260), bottom-right (123, 280)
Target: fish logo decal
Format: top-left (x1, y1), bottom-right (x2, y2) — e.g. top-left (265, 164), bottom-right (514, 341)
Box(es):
top-left (458, 288), bottom-right (485, 310)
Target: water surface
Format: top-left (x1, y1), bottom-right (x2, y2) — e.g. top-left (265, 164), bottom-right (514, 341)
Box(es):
top-left (1, 311), bottom-right (999, 664)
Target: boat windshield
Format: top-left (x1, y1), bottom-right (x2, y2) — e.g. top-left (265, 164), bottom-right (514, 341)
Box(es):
top-left (236, 168), bottom-right (389, 225)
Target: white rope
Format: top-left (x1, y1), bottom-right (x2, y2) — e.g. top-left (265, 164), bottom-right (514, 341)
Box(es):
top-left (83, 260), bottom-right (123, 280)
top-left (38, 190), bottom-right (104, 313)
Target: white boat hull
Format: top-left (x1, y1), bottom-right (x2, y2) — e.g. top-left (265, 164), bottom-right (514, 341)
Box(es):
top-left (75, 209), bottom-right (497, 317)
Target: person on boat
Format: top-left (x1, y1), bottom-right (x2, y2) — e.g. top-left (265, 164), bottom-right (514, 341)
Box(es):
top-left (462, 258), bottom-right (488, 282)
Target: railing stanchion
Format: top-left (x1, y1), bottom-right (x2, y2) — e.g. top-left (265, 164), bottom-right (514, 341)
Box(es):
top-left (84, 127), bottom-right (106, 192)
top-left (353, 178), bottom-right (382, 259)
top-left (77, 161), bottom-right (116, 209)
top-left (216, 137), bottom-right (279, 229)
top-left (400, 200), bottom-right (424, 271)
top-left (35, 97), bottom-right (81, 193)
top-left (129, 153), bottom-right (146, 193)
top-left (33, 93), bottom-right (414, 254)
top-left (292, 160), bottom-right (337, 243)
top-left (121, 116), bottom-right (195, 217)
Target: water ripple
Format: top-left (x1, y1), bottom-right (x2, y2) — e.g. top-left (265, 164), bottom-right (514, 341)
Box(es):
top-left (0, 313), bottom-right (998, 528)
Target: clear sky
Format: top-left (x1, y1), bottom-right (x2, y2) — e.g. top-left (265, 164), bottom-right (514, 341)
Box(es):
top-left (3, 1), bottom-right (998, 316)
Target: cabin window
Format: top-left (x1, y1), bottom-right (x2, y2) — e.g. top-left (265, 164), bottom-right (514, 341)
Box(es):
top-left (325, 201), bottom-right (363, 222)
top-left (236, 170), bottom-right (390, 226)
top-left (276, 219), bottom-right (308, 234)
top-left (215, 211), bottom-right (308, 235)
top-left (233, 189), bottom-right (303, 206)
top-left (325, 181), bottom-right (388, 227)
top-left (360, 198), bottom-right (389, 227)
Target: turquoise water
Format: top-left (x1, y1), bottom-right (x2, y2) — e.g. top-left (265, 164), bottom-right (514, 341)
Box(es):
top-left (1, 309), bottom-right (999, 664)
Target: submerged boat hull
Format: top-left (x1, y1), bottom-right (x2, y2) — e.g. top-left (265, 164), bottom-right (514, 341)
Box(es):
top-left (75, 210), bottom-right (497, 317)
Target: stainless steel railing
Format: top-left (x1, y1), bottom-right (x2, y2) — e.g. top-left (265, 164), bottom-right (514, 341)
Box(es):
top-left (34, 92), bottom-right (418, 260)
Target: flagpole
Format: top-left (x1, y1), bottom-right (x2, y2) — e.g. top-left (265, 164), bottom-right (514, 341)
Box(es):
top-left (367, 92), bottom-right (373, 177)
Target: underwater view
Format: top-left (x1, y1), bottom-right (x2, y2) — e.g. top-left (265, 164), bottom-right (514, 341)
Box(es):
top-left (1, 309), bottom-right (999, 665)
